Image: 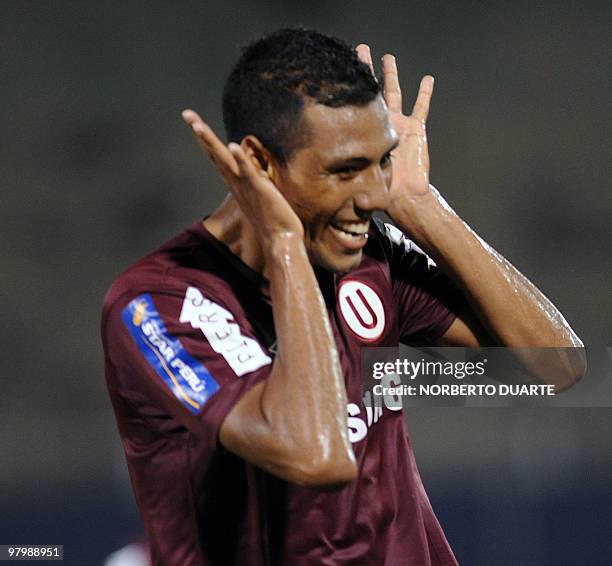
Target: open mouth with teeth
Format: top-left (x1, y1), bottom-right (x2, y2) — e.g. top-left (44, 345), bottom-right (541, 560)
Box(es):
top-left (329, 221), bottom-right (370, 243)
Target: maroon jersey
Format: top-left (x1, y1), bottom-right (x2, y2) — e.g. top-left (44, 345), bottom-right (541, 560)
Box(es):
top-left (101, 218), bottom-right (463, 565)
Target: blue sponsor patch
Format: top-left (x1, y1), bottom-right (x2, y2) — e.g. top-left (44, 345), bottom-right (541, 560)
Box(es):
top-left (121, 294), bottom-right (219, 414)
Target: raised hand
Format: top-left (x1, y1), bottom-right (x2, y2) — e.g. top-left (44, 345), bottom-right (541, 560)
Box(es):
top-left (356, 45), bottom-right (434, 206)
top-left (181, 109), bottom-right (304, 245)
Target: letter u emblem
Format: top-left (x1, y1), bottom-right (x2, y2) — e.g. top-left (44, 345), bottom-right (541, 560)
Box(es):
top-left (345, 289), bottom-right (378, 329)
top-left (338, 280), bottom-right (386, 341)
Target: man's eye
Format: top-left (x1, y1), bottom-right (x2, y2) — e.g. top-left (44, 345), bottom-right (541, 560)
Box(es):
top-left (334, 166), bottom-right (359, 177)
top-left (381, 152), bottom-right (392, 166)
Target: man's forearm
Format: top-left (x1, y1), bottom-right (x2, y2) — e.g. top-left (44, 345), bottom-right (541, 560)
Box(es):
top-left (223, 233), bottom-right (356, 486)
top-left (392, 186), bottom-right (583, 349)
top-left (263, 234), bottom-right (354, 468)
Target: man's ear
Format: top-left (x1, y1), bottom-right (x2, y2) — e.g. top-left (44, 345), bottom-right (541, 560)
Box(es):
top-left (241, 135), bottom-right (279, 184)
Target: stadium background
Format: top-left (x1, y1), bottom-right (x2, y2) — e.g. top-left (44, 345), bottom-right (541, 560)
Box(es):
top-left (3, 2), bottom-right (611, 564)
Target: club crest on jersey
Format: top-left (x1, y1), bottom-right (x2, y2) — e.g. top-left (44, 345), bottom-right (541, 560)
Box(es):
top-left (338, 280), bottom-right (386, 342)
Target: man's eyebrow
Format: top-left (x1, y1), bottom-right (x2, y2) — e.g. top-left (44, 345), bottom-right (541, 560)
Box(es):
top-left (328, 156), bottom-right (370, 170)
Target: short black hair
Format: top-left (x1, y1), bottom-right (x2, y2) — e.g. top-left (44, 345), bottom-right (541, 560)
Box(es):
top-left (222, 28), bottom-right (381, 164)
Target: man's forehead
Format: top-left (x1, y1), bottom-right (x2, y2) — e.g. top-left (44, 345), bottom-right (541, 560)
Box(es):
top-left (298, 96), bottom-right (396, 160)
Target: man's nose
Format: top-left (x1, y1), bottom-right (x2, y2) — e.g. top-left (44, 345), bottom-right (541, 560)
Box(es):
top-left (353, 165), bottom-right (391, 212)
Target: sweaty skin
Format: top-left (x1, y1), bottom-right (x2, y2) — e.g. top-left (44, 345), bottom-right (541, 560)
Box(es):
top-left (180, 44), bottom-right (584, 486)
top-left (181, 111), bottom-right (357, 487)
top-left (357, 45), bottom-right (585, 388)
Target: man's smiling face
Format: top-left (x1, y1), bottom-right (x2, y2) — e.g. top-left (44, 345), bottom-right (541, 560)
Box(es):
top-left (275, 95), bottom-right (399, 274)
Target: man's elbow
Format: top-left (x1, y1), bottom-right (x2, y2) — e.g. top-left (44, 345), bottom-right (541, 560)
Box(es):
top-left (282, 450), bottom-right (358, 489)
top-left (533, 337), bottom-right (586, 392)
top-left (553, 343), bottom-right (587, 392)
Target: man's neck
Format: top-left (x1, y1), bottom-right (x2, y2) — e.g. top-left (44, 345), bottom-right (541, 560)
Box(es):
top-left (203, 196), bottom-right (267, 276)
top-left (204, 197), bottom-right (338, 294)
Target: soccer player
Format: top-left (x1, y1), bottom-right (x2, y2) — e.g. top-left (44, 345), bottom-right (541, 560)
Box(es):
top-left (101, 28), bottom-right (584, 565)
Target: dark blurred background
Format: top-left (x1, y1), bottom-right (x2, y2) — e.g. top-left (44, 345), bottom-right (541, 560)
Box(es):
top-left (2, 1), bottom-right (611, 564)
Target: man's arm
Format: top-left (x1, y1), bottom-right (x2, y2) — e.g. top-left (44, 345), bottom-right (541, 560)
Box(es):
top-left (395, 187), bottom-right (586, 389)
top-left (182, 111), bottom-right (356, 487)
top-left (407, 194), bottom-right (581, 351)
top-left (357, 46), bottom-right (585, 389)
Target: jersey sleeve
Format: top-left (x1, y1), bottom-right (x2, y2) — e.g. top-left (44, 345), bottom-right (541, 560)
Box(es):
top-left (378, 221), bottom-right (467, 345)
top-left (102, 283), bottom-right (273, 452)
